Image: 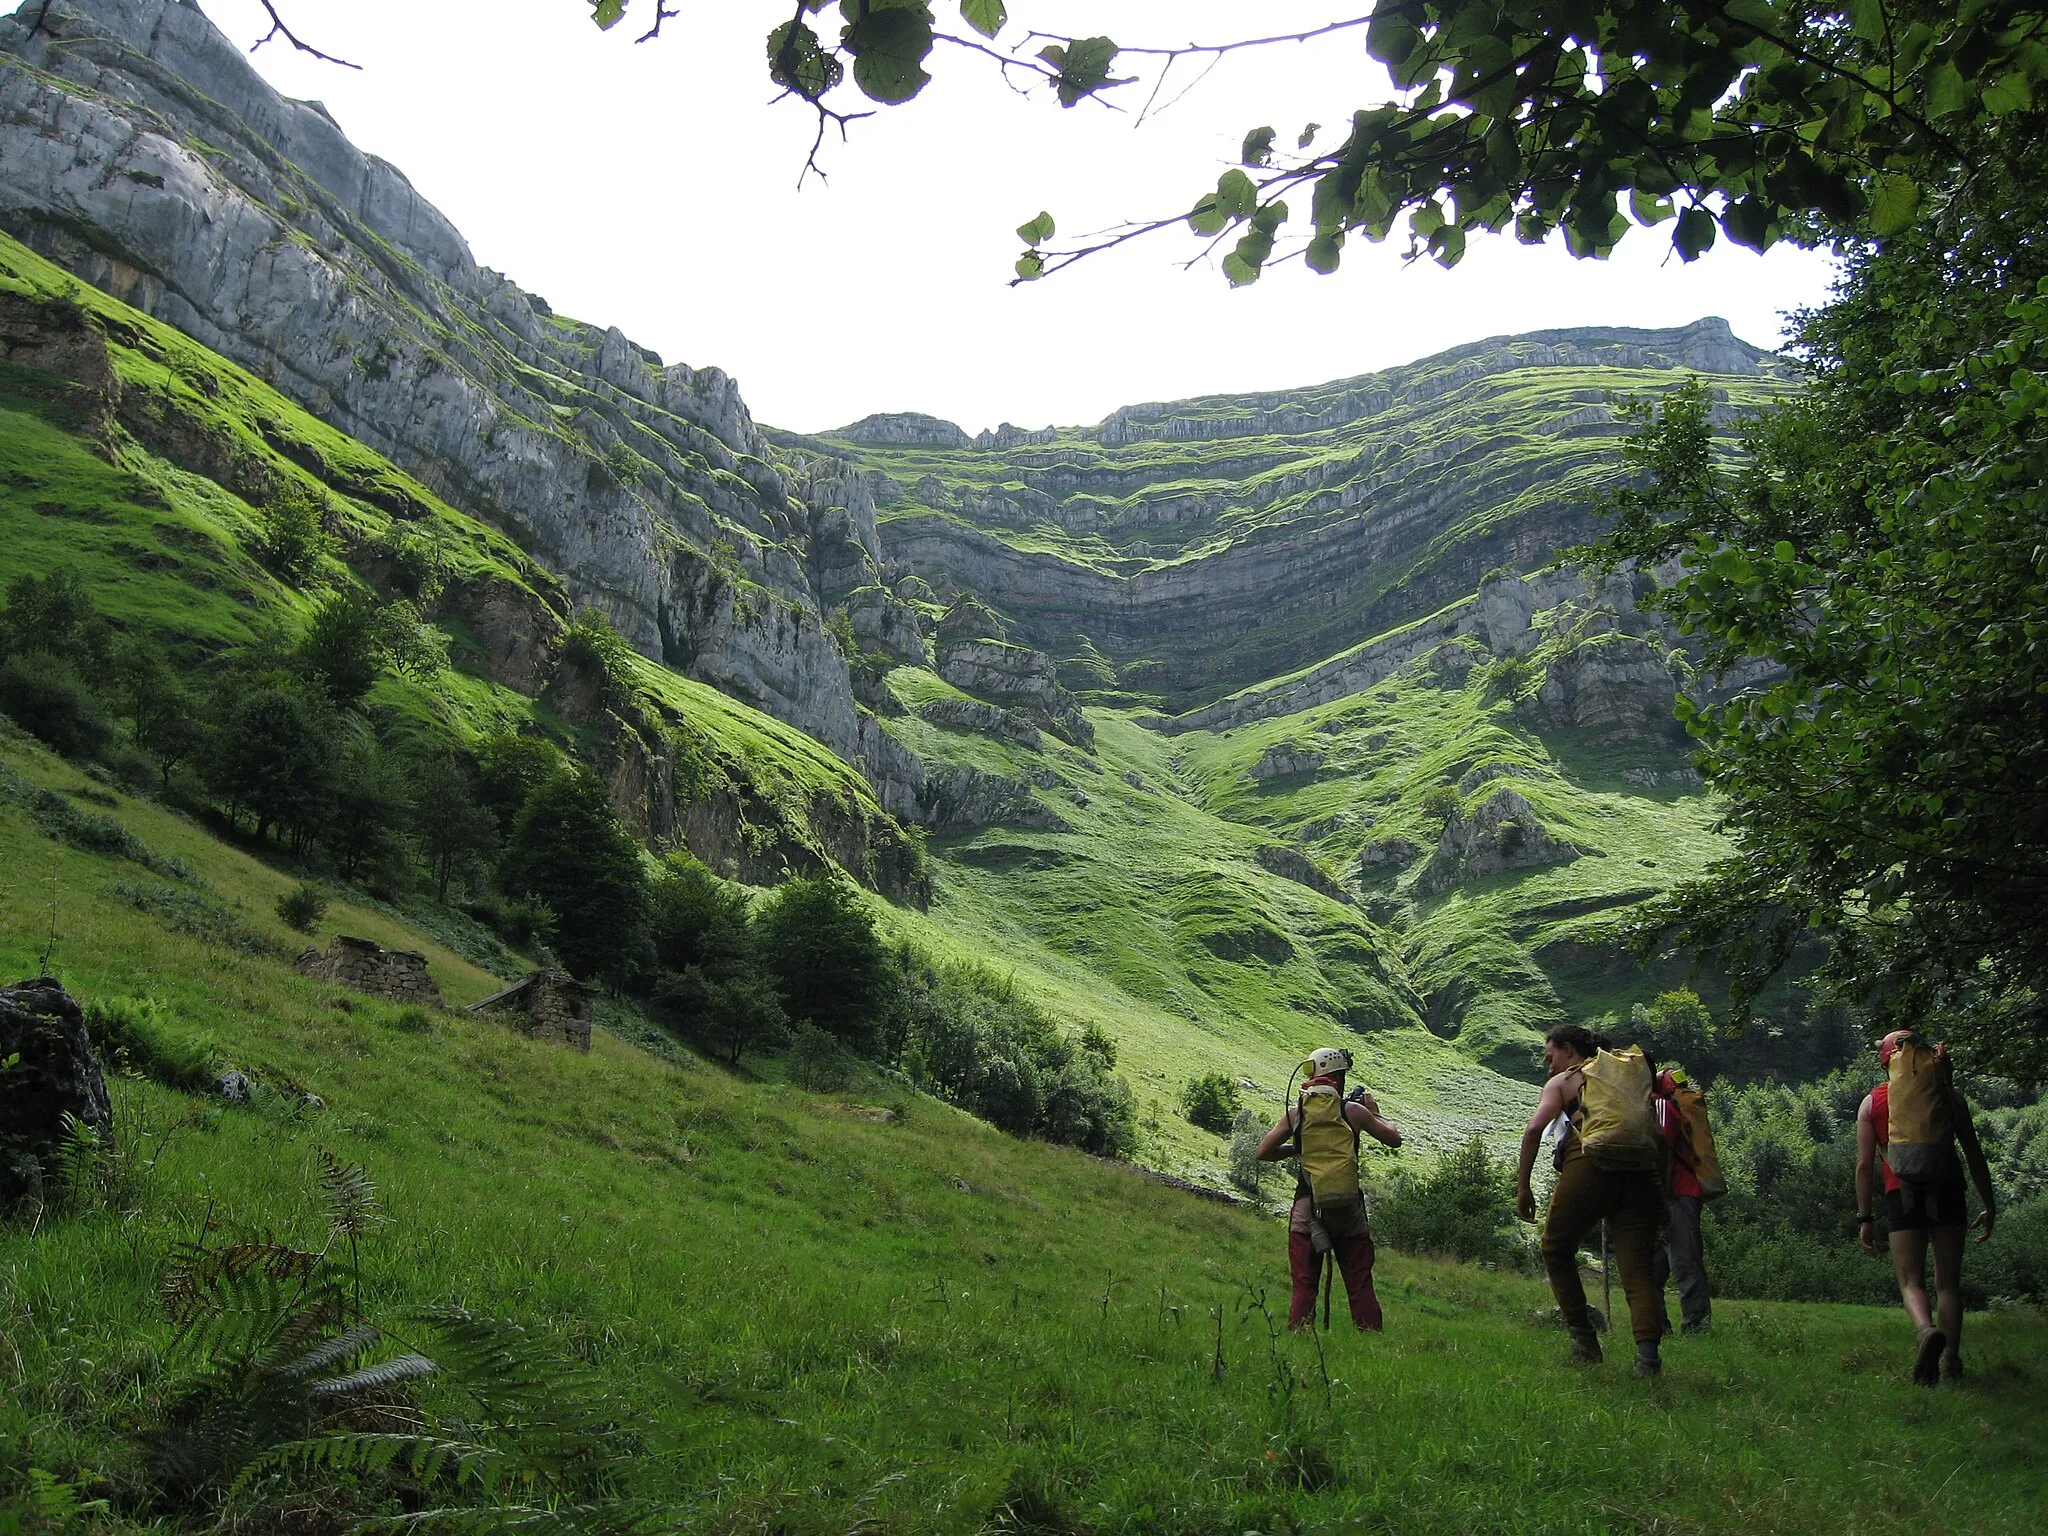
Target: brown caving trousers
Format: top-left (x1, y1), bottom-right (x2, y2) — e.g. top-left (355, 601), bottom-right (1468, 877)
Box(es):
top-left (1541, 1153), bottom-right (1666, 1345)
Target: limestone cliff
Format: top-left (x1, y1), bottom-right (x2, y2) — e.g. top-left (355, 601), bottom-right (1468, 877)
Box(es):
top-left (0, 0), bottom-right (890, 769)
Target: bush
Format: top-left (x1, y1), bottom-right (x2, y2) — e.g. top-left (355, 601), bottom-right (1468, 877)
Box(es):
top-left (0, 652), bottom-right (116, 760)
top-left (1373, 1135), bottom-right (1530, 1268)
top-left (894, 953), bottom-right (1136, 1157)
top-left (787, 1021), bottom-right (856, 1091)
top-left (259, 481), bottom-right (330, 581)
top-left (276, 882), bottom-right (328, 934)
top-left (84, 995), bottom-right (222, 1092)
top-left (1420, 784), bottom-right (1461, 824)
top-left (653, 962), bottom-right (788, 1067)
top-left (1181, 1072), bottom-right (1241, 1134)
top-left (1227, 1107), bottom-right (1269, 1197)
top-left (499, 771), bottom-right (650, 982)
top-left (754, 874), bottom-right (890, 1054)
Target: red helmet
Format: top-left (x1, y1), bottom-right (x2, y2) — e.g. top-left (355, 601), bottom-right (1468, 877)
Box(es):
top-left (1877, 1029), bottom-right (1915, 1066)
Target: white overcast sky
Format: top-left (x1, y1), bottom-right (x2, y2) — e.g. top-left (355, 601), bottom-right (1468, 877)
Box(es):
top-left (200, 0), bottom-right (1840, 437)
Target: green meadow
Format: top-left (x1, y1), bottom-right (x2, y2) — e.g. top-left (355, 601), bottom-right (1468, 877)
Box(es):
top-left (4, 732), bottom-right (2048, 1535)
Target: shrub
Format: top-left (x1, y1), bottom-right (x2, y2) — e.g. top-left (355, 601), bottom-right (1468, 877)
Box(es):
top-left (1373, 1134), bottom-right (1530, 1268)
top-left (498, 772), bottom-right (650, 983)
top-left (654, 961), bottom-right (788, 1067)
top-left (298, 589), bottom-right (385, 707)
top-left (1420, 784), bottom-right (1460, 824)
top-left (0, 652), bottom-right (116, 760)
top-left (754, 875), bottom-right (890, 1055)
top-left (893, 953), bottom-right (1137, 1157)
top-left (276, 882), bottom-right (328, 934)
top-left (258, 481), bottom-right (330, 581)
top-left (1227, 1107), bottom-right (1269, 1196)
top-left (787, 1021), bottom-right (855, 1091)
top-left (1181, 1072), bottom-right (1241, 1134)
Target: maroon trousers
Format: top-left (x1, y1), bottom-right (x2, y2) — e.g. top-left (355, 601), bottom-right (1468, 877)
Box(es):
top-left (1288, 1227), bottom-right (1383, 1331)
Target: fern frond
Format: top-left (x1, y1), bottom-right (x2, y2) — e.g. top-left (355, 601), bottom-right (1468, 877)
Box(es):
top-left (268, 1322), bottom-right (383, 1382)
top-left (319, 1150), bottom-right (382, 1240)
top-left (313, 1352), bottom-right (438, 1398)
top-left (161, 1239), bottom-right (341, 1361)
top-left (233, 1432), bottom-right (502, 1498)
top-left (354, 1498), bottom-right (670, 1536)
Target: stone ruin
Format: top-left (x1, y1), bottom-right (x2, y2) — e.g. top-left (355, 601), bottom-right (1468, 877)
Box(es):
top-left (296, 935), bottom-right (443, 1008)
top-left (468, 970), bottom-right (596, 1052)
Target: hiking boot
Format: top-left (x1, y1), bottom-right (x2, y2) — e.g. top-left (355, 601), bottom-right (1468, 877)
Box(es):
top-left (1567, 1328), bottom-right (1603, 1366)
top-left (1634, 1351), bottom-right (1663, 1379)
top-left (1912, 1326), bottom-right (1946, 1387)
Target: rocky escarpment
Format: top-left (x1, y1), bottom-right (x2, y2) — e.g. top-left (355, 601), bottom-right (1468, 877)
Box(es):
top-left (836, 323), bottom-right (1787, 708)
top-left (0, 0), bottom-right (903, 775)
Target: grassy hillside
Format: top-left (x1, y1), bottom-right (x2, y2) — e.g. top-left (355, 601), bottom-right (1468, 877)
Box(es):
top-left (0, 230), bottom-right (910, 891)
top-left (4, 734), bottom-right (2047, 1536)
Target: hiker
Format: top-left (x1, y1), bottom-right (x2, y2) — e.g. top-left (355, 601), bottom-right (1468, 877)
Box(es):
top-left (1256, 1046), bottom-right (1403, 1331)
top-left (1652, 1067), bottom-right (1720, 1335)
top-left (1855, 1030), bottom-right (1998, 1385)
top-left (1515, 1024), bottom-right (1670, 1375)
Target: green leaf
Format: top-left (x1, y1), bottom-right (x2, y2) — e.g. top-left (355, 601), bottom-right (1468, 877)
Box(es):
top-left (767, 21), bottom-right (844, 100)
top-left (1298, 122), bottom-right (1321, 149)
top-left (1014, 251), bottom-right (1044, 281)
top-left (1015, 210), bottom-right (1055, 245)
top-left (1868, 174), bottom-right (1921, 238)
top-left (1038, 36), bottom-right (1122, 108)
top-left (1721, 196), bottom-right (1774, 253)
top-left (840, 2), bottom-right (935, 106)
top-left (1673, 206), bottom-right (1717, 261)
top-left (1222, 252), bottom-right (1260, 287)
top-left (960, 0), bottom-right (1005, 40)
top-left (1923, 60), bottom-right (1970, 120)
top-left (1215, 168), bottom-right (1258, 220)
top-left (1241, 126), bottom-right (1276, 167)
top-left (1630, 189), bottom-right (1674, 227)
top-left (1984, 72), bottom-right (2034, 118)
top-left (1305, 231), bottom-right (1344, 274)
top-left (1186, 195), bottom-right (1229, 238)
top-left (590, 0), bottom-right (626, 29)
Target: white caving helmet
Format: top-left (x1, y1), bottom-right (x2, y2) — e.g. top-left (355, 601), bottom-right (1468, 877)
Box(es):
top-left (1306, 1046), bottom-right (1353, 1078)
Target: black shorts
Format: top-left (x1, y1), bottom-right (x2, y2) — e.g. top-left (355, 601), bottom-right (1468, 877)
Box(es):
top-left (1885, 1180), bottom-right (1970, 1232)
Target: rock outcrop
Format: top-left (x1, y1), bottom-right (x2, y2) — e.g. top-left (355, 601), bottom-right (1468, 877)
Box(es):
top-left (1414, 789), bottom-right (1581, 895)
top-left (0, 977), bottom-right (112, 1207)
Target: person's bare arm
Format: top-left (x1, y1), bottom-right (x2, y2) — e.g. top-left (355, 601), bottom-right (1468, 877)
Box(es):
top-left (1953, 1089), bottom-right (1998, 1243)
top-left (1255, 1107), bottom-right (1298, 1162)
top-left (1515, 1072), bottom-right (1575, 1224)
top-left (1855, 1095), bottom-right (1880, 1255)
top-left (1345, 1098), bottom-right (1402, 1148)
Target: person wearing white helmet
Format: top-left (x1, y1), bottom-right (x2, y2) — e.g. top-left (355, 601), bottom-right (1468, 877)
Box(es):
top-left (1255, 1045), bottom-right (1404, 1329)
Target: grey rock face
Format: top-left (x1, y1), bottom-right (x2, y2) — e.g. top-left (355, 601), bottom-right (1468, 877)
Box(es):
top-left (1254, 844), bottom-right (1351, 904)
top-left (833, 412), bottom-right (970, 447)
top-left (917, 698), bottom-right (1043, 750)
top-left (0, 976), bottom-right (112, 1207)
top-left (1516, 634), bottom-right (1688, 745)
top-left (1249, 743), bottom-right (1324, 781)
top-left (1415, 789), bottom-right (1580, 895)
top-left (935, 638), bottom-right (1095, 748)
top-left (0, 0), bottom-right (874, 767)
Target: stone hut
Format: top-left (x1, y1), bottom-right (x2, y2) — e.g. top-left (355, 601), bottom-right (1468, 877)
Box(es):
top-left (296, 936), bottom-right (443, 1008)
top-left (467, 971), bottom-right (596, 1052)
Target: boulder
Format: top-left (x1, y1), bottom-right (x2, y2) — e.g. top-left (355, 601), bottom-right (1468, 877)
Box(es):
top-left (0, 977), bottom-right (112, 1207)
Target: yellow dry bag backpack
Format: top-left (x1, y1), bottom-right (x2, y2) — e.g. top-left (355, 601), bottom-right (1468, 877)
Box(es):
top-left (1577, 1046), bottom-right (1663, 1173)
top-left (1886, 1035), bottom-right (1962, 1184)
top-left (1295, 1075), bottom-right (1368, 1239)
top-left (1666, 1071), bottom-right (1726, 1200)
